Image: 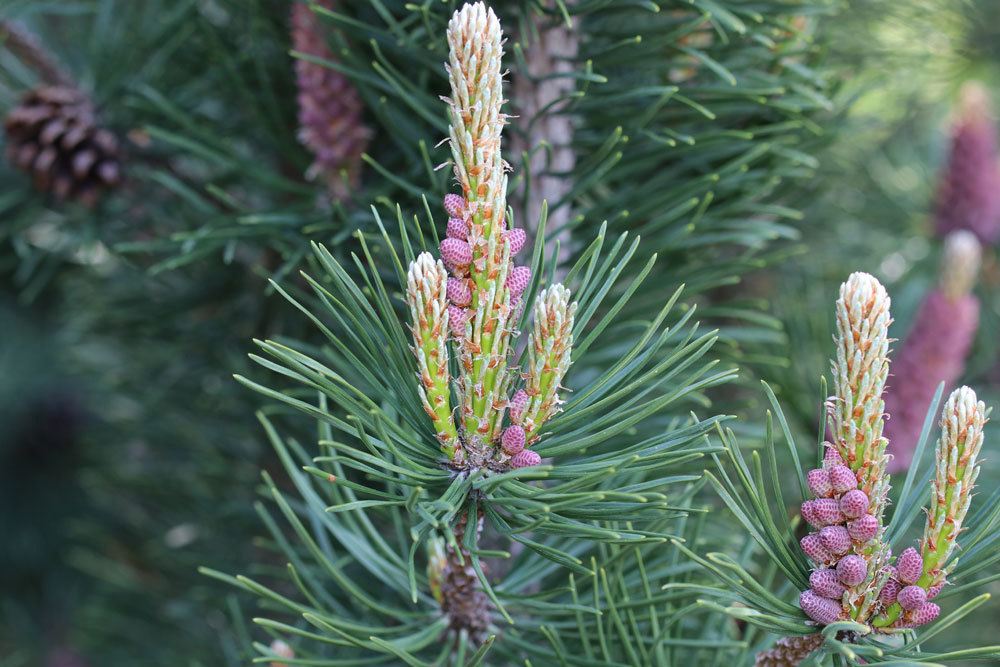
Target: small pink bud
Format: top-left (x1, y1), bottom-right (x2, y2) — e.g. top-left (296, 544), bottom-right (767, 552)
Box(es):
top-left (443, 193), bottom-right (465, 218)
top-left (501, 425), bottom-right (526, 455)
top-left (448, 305), bottom-right (469, 337)
top-left (897, 585), bottom-right (928, 611)
top-left (837, 555), bottom-right (867, 587)
top-left (927, 580), bottom-right (945, 599)
top-left (447, 217), bottom-right (469, 240)
top-left (824, 444), bottom-right (845, 466)
top-left (505, 228), bottom-right (526, 254)
top-left (446, 277), bottom-right (472, 307)
top-left (819, 526), bottom-right (852, 555)
top-left (807, 468), bottom-right (833, 498)
top-left (897, 548), bottom-right (923, 584)
top-left (847, 514), bottom-right (878, 542)
top-left (801, 500), bottom-right (821, 528)
top-left (828, 465), bottom-right (858, 494)
top-left (510, 449), bottom-right (541, 468)
top-left (508, 390), bottom-right (529, 423)
top-left (809, 569), bottom-right (846, 599)
top-left (799, 590), bottom-right (841, 625)
top-left (907, 602), bottom-right (940, 627)
top-left (801, 534), bottom-right (833, 564)
top-left (879, 577), bottom-right (901, 604)
top-left (440, 238), bottom-right (472, 270)
top-left (507, 266), bottom-right (531, 296)
top-left (839, 489), bottom-right (870, 519)
top-left (811, 498), bottom-right (846, 527)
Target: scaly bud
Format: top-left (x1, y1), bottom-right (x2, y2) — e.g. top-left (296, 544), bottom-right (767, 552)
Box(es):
top-left (824, 444), bottom-right (845, 467)
top-left (819, 526), bottom-right (852, 556)
top-left (847, 514), bottom-right (878, 542)
top-left (800, 590), bottom-right (841, 625)
top-left (801, 534), bottom-right (832, 565)
top-left (829, 273), bottom-right (891, 511)
top-left (810, 498), bottom-right (846, 527)
top-left (896, 548), bottom-right (923, 585)
top-left (522, 284), bottom-right (576, 440)
top-left (828, 465), bottom-right (857, 494)
top-left (839, 490), bottom-right (869, 519)
top-left (505, 227), bottom-right (526, 254)
top-left (828, 272), bottom-right (892, 611)
top-left (837, 555), bottom-right (867, 587)
top-left (801, 500), bottom-right (821, 528)
top-left (510, 449), bottom-right (541, 468)
top-left (443, 3), bottom-right (521, 446)
top-left (806, 468), bottom-right (833, 498)
top-left (447, 217), bottom-right (470, 241)
top-left (897, 585), bottom-right (927, 611)
top-left (447, 277), bottom-right (472, 307)
top-left (879, 577), bottom-right (900, 605)
top-left (444, 193), bottom-right (466, 219)
top-left (440, 238), bottom-right (473, 270)
top-left (809, 569), bottom-right (846, 599)
top-left (501, 424), bottom-right (525, 455)
top-left (905, 602), bottom-right (940, 627)
top-left (406, 253), bottom-right (460, 458)
top-left (508, 389), bottom-right (528, 424)
top-left (448, 305), bottom-right (470, 337)
top-left (921, 387), bottom-right (987, 578)
top-left (507, 265), bottom-right (531, 297)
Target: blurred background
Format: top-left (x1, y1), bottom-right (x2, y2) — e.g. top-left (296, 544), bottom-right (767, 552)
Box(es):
top-left (1, 0), bottom-right (999, 664)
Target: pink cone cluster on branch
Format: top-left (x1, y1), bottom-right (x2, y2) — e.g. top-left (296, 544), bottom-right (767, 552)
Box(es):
top-left (794, 274), bottom-right (989, 637)
top-left (799, 445), bottom-right (878, 622)
top-left (291, 0), bottom-right (370, 199)
top-left (873, 386), bottom-right (987, 629)
top-left (934, 82), bottom-right (1000, 243)
top-left (884, 231), bottom-right (981, 473)
top-left (405, 3), bottom-right (576, 472)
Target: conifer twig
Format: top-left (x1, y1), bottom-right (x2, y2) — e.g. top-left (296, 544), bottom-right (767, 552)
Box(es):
top-left (0, 20), bottom-right (72, 86)
top-left (406, 1), bottom-right (576, 471)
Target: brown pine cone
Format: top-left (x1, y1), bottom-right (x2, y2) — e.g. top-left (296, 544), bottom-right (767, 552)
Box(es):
top-left (4, 85), bottom-right (122, 205)
top-left (755, 633), bottom-right (824, 667)
top-left (436, 510), bottom-right (492, 644)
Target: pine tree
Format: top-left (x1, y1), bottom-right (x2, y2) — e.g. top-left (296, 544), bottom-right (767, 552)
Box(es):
top-left (11, 1), bottom-right (999, 666)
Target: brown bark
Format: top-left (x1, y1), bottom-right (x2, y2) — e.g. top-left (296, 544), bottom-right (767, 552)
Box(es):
top-left (509, 4), bottom-right (579, 270)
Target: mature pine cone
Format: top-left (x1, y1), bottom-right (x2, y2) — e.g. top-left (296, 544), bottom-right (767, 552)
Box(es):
top-left (4, 85), bottom-right (122, 204)
top-left (755, 633), bottom-right (824, 667)
top-left (438, 511), bottom-right (492, 644)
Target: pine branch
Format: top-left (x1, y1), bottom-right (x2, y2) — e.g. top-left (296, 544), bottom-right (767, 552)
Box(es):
top-left (696, 273), bottom-right (998, 665)
top-left (214, 4), bottom-right (745, 662)
top-left (0, 19), bottom-right (72, 86)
